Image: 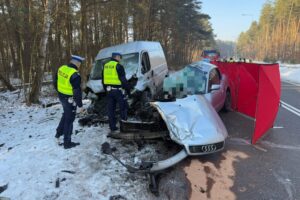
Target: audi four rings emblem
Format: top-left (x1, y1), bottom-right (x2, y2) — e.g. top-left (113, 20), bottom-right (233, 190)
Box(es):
top-left (201, 144), bottom-right (217, 152)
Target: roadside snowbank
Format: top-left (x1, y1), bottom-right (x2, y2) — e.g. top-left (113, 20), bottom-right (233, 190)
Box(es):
top-left (0, 88), bottom-right (173, 200)
top-left (280, 64), bottom-right (300, 85)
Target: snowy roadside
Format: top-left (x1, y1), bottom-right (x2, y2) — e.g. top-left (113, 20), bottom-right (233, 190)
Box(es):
top-left (0, 86), bottom-right (178, 200)
top-left (280, 64), bottom-right (300, 85)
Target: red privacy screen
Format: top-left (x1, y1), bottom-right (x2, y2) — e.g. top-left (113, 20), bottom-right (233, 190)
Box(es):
top-left (212, 61), bottom-right (281, 144)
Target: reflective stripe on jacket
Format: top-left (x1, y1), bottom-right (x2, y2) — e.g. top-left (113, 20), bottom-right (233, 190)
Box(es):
top-left (57, 65), bottom-right (78, 95)
top-left (103, 61), bottom-right (121, 86)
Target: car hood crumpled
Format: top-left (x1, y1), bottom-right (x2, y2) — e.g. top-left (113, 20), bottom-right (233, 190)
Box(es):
top-left (151, 95), bottom-right (228, 146)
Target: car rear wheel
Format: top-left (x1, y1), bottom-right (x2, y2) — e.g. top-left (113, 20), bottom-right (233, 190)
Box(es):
top-left (223, 90), bottom-right (231, 112)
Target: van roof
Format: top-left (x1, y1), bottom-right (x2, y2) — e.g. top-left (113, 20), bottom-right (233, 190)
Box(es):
top-left (95, 41), bottom-right (163, 60)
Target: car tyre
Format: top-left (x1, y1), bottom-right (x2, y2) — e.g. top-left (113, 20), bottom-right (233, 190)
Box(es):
top-left (142, 90), bottom-right (152, 107)
top-left (223, 90), bottom-right (231, 112)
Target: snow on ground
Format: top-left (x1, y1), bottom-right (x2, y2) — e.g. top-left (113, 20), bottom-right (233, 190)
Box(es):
top-left (280, 63), bottom-right (300, 85)
top-left (0, 86), bottom-right (175, 200)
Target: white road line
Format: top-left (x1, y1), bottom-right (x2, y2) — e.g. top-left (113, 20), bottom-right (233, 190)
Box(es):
top-left (281, 101), bottom-right (300, 113)
top-left (282, 81), bottom-right (300, 87)
top-left (280, 101), bottom-right (300, 113)
top-left (273, 171), bottom-right (295, 200)
top-left (281, 104), bottom-right (300, 117)
top-left (280, 101), bottom-right (300, 117)
top-left (273, 126), bottom-right (284, 129)
top-left (260, 141), bottom-right (300, 151)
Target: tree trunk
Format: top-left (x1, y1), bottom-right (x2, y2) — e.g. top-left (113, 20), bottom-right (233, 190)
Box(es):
top-left (80, 0), bottom-right (88, 85)
top-left (28, 0), bottom-right (54, 105)
top-left (22, 0), bottom-right (32, 83)
top-left (0, 73), bottom-right (16, 91)
top-left (65, 0), bottom-right (72, 59)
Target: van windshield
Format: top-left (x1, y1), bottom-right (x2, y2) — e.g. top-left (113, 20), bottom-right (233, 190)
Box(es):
top-left (90, 53), bottom-right (139, 80)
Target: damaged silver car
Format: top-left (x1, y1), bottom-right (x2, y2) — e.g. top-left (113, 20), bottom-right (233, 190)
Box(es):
top-left (82, 41), bottom-right (229, 170)
top-left (155, 60), bottom-right (230, 157)
top-left (84, 59), bottom-right (230, 194)
top-left (109, 61), bottom-right (230, 172)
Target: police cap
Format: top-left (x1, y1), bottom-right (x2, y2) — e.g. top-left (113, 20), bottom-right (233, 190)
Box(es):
top-left (71, 55), bottom-right (85, 63)
top-left (112, 52), bottom-right (122, 59)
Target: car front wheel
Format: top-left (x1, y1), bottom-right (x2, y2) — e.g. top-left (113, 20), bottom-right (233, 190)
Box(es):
top-left (223, 90), bottom-right (231, 112)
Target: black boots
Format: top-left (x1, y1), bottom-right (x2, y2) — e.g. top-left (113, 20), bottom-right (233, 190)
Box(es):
top-left (63, 142), bottom-right (80, 149)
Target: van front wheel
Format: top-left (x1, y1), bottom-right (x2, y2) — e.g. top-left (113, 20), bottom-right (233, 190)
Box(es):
top-left (141, 90), bottom-right (152, 107)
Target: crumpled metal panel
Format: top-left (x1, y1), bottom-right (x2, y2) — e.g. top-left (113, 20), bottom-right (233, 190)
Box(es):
top-left (151, 95), bottom-right (228, 147)
top-left (86, 79), bottom-right (104, 94)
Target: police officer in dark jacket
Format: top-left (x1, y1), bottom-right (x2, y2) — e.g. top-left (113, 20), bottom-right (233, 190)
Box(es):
top-left (54, 55), bottom-right (84, 149)
top-left (102, 52), bottom-right (131, 133)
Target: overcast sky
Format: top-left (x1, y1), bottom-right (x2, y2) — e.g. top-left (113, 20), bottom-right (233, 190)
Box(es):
top-left (200, 0), bottom-right (268, 41)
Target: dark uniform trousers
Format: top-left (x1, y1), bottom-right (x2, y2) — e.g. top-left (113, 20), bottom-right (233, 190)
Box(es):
top-left (56, 95), bottom-right (76, 143)
top-left (107, 89), bottom-right (127, 131)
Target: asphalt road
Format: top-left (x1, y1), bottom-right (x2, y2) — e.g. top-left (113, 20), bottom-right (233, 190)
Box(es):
top-left (182, 81), bottom-right (300, 200)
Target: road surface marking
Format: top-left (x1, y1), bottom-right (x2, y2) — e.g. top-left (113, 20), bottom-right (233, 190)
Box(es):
top-left (282, 80), bottom-right (300, 87)
top-left (280, 100), bottom-right (300, 117)
top-left (227, 138), bottom-right (267, 152)
top-left (273, 126), bottom-right (284, 129)
top-left (273, 172), bottom-right (295, 200)
top-left (281, 101), bottom-right (300, 113)
top-left (260, 141), bottom-right (300, 151)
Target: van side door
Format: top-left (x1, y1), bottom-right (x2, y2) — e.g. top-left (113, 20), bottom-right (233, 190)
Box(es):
top-left (141, 51), bottom-right (155, 93)
top-left (148, 50), bottom-right (168, 94)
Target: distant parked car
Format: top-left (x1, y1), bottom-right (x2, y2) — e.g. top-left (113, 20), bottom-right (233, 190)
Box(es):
top-left (201, 50), bottom-right (220, 61)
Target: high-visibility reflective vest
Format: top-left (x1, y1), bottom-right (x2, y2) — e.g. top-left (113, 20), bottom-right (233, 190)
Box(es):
top-left (57, 65), bottom-right (78, 95)
top-left (103, 60), bottom-right (121, 85)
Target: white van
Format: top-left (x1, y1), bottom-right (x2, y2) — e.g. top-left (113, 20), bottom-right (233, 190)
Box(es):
top-left (86, 41), bottom-right (168, 98)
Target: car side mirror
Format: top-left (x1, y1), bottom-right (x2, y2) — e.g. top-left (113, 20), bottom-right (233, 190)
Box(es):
top-left (211, 84), bottom-right (220, 91)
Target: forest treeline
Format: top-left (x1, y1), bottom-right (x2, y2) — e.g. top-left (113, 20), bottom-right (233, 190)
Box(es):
top-left (237, 0), bottom-right (300, 63)
top-left (0, 0), bottom-right (214, 104)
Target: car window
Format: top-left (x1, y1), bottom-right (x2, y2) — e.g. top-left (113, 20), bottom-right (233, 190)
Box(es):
top-left (120, 53), bottom-right (139, 75)
top-left (215, 68), bottom-right (221, 80)
top-left (163, 66), bottom-right (207, 98)
top-left (90, 58), bottom-right (110, 80)
top-left (208, 69), bottom-right (221, 90)
top-left (141, 52), bottom-right (151, 74)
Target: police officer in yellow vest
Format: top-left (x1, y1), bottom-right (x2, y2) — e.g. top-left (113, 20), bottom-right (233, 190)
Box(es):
top-left (103, 52), bottom-right (131, 133)
top-left (54, 55), bottom-right (84, 149)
